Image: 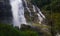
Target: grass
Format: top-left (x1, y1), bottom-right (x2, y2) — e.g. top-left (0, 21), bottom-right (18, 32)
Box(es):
top-left (0, 23), bottom-right (39, 36)
top-left (32, 23), bottom-right (51, 36)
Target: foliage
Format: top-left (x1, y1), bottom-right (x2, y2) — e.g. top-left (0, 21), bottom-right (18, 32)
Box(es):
top-left (31, 0), bottom-right (51, 8)
top-left (0, 23), bottom-right (39, 36)
top-left (31, 0), bottom-right (60, 35)
top-left (32, 23), bottom-right (51, 36)
top-left (32, 0), bottom-right (60, 12)
top-left (51, 13), bottom-right (60, 32)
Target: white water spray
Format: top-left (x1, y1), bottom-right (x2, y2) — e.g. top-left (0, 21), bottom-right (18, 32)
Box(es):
top-left (10, 0), bottom-right (27, 28)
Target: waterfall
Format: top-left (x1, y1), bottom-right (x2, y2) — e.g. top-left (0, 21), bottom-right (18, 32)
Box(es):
top-left (9, 0), bottom-right (45, 28)
top-left (23, 0), bottom-right (31, 12)
top-left (32, 5), bottom-right (36, 12)
top-left (23, 0), bottom-right (32, 16)
top-left (36, 7), bottom-right (45, 24)
top-left (56, 33), bottom-right (60, 36)
top-left (10, 0), bottom-right (27, 28)
top-left (36, 7), bottom-right (45, 19)
top-left (32, 5), bottom-right (45, 24)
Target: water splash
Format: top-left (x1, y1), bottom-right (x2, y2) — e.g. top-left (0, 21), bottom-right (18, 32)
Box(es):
top-left (10, 0), bottom-right (27, 28)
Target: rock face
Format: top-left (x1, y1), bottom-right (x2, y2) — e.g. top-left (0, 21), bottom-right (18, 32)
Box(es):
top-left (23, 0), bottom-right (45, 24)
top-left (23, 0), bottom-right (39, 23)
top-left (0, 0), bottom-right (12, 24)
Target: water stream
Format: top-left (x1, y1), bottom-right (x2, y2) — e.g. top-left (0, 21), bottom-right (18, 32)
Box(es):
top-left (10, 0), bottom-right (27, 28)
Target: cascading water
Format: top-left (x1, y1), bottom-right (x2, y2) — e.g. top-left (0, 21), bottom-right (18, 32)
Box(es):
top-left (36, 7), bottom-right (45, 24)
top-left (36, 7), bottom-right (45, 19)
top-left (9, 0), bottom-right (45, 28)
top-left (32, 5), bottom-right (36, 12)
top-left (23, 0), bottom-right (32, 16)
top-left (10, 0), bottom-right (27, 28)
top-left (32, 5), bottom-right (45, 24)
top-left (23, 0), bottom-right (31, 12)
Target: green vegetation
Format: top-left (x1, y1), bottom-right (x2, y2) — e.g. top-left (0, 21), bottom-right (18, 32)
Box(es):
top-left (32, 0), bottom-right (60, 12)
top-left (32, 23), bottom-right (51, 36)
top-left (32, 0), bottom-right (60, 35)
top-left (0, 23), bottom-right (39, 36)
top-left (51, 13), bottom-right (60, 32)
